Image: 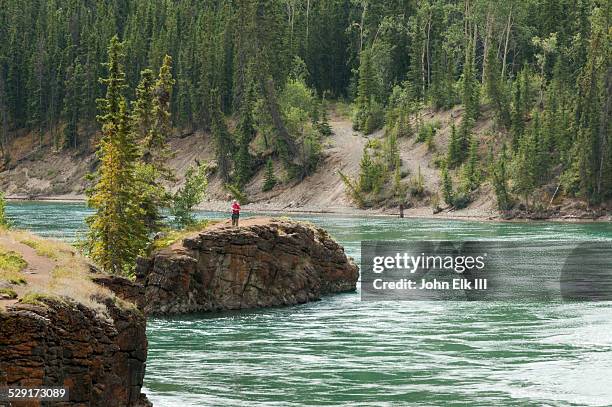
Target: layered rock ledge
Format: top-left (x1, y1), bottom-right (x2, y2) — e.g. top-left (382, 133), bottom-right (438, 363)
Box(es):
top-left (136, 218), bottom-right (359, 315)
top-left (0, 230), bottom-right (149, 407)
top-left (0, 296), bottom-right (149, 407)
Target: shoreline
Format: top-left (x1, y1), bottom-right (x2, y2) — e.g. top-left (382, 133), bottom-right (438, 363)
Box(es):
top-left (5, 195), bottom-right (611, 223)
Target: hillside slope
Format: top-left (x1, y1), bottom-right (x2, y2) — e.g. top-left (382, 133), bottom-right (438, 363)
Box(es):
top-left (0, 106), bottom-right (608, 220)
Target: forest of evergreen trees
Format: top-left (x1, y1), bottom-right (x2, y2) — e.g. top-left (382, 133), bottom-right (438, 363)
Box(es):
top-left (0, 0), bottom-right (610, 213)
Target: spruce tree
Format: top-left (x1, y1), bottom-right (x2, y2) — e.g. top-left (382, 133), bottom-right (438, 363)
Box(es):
top-left (353, 49), bottom-right (379, 133)
top-left (263, 157), bottom-right (277, 191)
top-left (132, 57), bottom-right (176, 234)
top-left (440, 165), bottom-right (454, 206)
top-left (234, 92), bottom-right (256, 187)
top-left (485, 43), bottom-right (511, 129)
top-left (460, 138), bottom-right (480, 192)
top-left (148, 55), bottom-right (175, 168)
top-left (62, 60), bottom-right (84, 149)
top-left (571, 7), bottom-right (610, 202)
top-left (461, 37), bottom-right (480, 123)
top-left (211, 89), bottom-right (233, 182)
top-left (447, 123), bottom-right (461, 168)
top-left (171, 162), bottom-right (208, 227)
top-left (512, 119), bottom-right (538, 206)
top-left (87, 36), bottom-right (147, 275)
top-left (491, 144), bottom-right (512, 210)
top-left (132, 69), bottom-right (155, 142)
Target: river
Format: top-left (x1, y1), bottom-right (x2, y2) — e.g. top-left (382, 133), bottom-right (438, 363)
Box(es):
top-left (6, 201), bottom-right (612, 406)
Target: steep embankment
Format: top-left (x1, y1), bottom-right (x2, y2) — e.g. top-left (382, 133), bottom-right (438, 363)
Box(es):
top-left (0, 230), bottom-right (149, 406)
top-left (136, 217), bottom-right (359, 315)
top-left (0, 106), bottom-right (609, 220)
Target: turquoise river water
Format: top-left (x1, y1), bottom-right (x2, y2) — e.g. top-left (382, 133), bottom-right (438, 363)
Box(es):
top-left (6, 201), bottom-right (612, 406)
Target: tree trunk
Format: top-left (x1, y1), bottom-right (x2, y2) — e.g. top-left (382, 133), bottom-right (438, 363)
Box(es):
top-left (501, 7), bottom-right (512, 79)
top-left (426, 15), bottom-right (432, 87)
top-left (481, 9), bottom-right (492, 83)
top-left (259, 77), bottom-right (299, 159)
top-left (597, 66), bottom-right (612, 195)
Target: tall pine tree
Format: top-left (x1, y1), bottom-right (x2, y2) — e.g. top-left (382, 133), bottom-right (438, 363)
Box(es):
top-left (87, 36), bottom-right (147, 275)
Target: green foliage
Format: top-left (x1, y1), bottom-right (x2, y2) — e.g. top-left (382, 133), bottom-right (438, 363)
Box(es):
top-left (440, 165), bottom-right (454, 206)
top-left (491, 144), bottom-right (513, 211)
top-left (384, 130), bottom-right (400, 171)
top-left (358, 145), bottom-right (386, 194)
top-left (416, 121), bottom-right (440, 151)
top-left (281, 79), bottom-right (317, 120)
top-left (0, 248), bottom-right (27, 275)
top-left (0, 288), bottom-right (17, 299)
top-left (225, 183), bottom-right (248, 204)
top-left (459, 139), bottom-right (481, 192)
top-left (363, 100), bottom-right (385, 135)
top-left (393, 165), bottom-right (406, 201)
top-left (87, 37), bottom-right (148, 276)
top-left (61, 60), bottom-right (85, 149)
top-left (315, 106), bottom-right (333, 137)
top-left (511, 67), bottom-right (536, 149)
top-left (0, 192), bottom-right (9, 228)
top-left (511, 113), bottom-right (541, 206)
top-left (447, 123), bottom-right (461, 168)
top-left (338, 170), bottom-right (365, 208)
top-left (302, 130), bottom-right (322, 176)
top-left (171, 162), bottom-right (208, 228)
top-left (408, 166), bottom-right (425, 197)
top-left (263, 158), bottom-right (277, 192)
top-left (461, 37), bottom-right (480, 123)
top-left (132, 56), bottom-right (176, 234)
top-left (151, 219), bottom-right (212, 250)
top-left (485, 43), bottom-right (511, 129)
top-left (234, 91), bottom-right (256, 187)
top-left (211, 90), bottom-right (233, 182)
top-left (279, 76), bottom-right (323, 177)
top-left (566, 6), bottom-right (611, 203)
top-left (353, 48), bottom-right (383, 134)
top-left (1, 0), bottom-right (611, 214)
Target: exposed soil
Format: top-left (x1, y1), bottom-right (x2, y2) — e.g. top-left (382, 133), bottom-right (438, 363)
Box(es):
top-left (1, 106), bottom-right (610, 222)
top-left (0, 233), bottom-right (56, 307)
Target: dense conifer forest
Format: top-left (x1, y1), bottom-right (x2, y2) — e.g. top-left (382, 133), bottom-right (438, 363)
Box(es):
top-left (0, 0), bottom-right (610, 217)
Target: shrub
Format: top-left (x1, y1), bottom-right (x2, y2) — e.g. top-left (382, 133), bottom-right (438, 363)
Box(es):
top-left (171, 162), bottom-right (208, 227)
top-left (263, 158), bottom-right (277, 191)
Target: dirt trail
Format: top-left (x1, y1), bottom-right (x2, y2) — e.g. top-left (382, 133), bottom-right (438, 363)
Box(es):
top-left (0, 234), bottom-right (57, 307)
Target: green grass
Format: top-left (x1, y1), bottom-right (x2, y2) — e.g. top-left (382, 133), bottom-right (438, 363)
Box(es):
top-left (333, 100), bottom-right (353, 119)
top-left (0, 288), bottom-right (17, 299)
top-left (0, 247), bottom-right (28, 285)
top-left (20, 293), bottom-right (62, 307)
top-left (19, 238), bottom-right (60, 260)
top-left (152, 219), bottom-right (215, 250)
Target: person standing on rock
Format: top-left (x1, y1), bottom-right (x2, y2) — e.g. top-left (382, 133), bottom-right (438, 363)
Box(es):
top-left (231, 199), bottom-right (241, 226)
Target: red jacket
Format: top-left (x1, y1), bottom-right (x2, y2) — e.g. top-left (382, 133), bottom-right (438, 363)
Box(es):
top-left (232, 202), bottom-right (240, 214)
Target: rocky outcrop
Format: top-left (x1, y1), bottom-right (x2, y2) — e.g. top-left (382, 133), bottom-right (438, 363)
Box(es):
top-left (93, 275), bottom-right (146, 311)
top-left (136, 218), bottom-right (359, 315)
top-left (0, 296), bottom-right (150, 407)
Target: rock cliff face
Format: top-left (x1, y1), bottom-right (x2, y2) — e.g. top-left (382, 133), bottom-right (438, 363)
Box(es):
top-left (0, 296), bottom-right (150, 407)
top-left (136, 218), bottom-right (359, 315)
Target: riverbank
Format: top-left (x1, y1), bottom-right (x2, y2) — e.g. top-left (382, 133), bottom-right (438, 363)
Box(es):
top-left (0, 229), bottom-right (149, 406)
top-left (5, 195), bottom-right (611, 222)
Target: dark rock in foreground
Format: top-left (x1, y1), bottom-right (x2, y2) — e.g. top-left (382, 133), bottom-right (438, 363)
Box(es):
top-left (136, 218), bottom-right (359, 315)
top-left (0, 297), bottom-right (150, 407)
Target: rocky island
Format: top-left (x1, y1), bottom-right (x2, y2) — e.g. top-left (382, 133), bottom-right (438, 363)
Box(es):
top-left (136, 217), bottom-right (360, 315)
